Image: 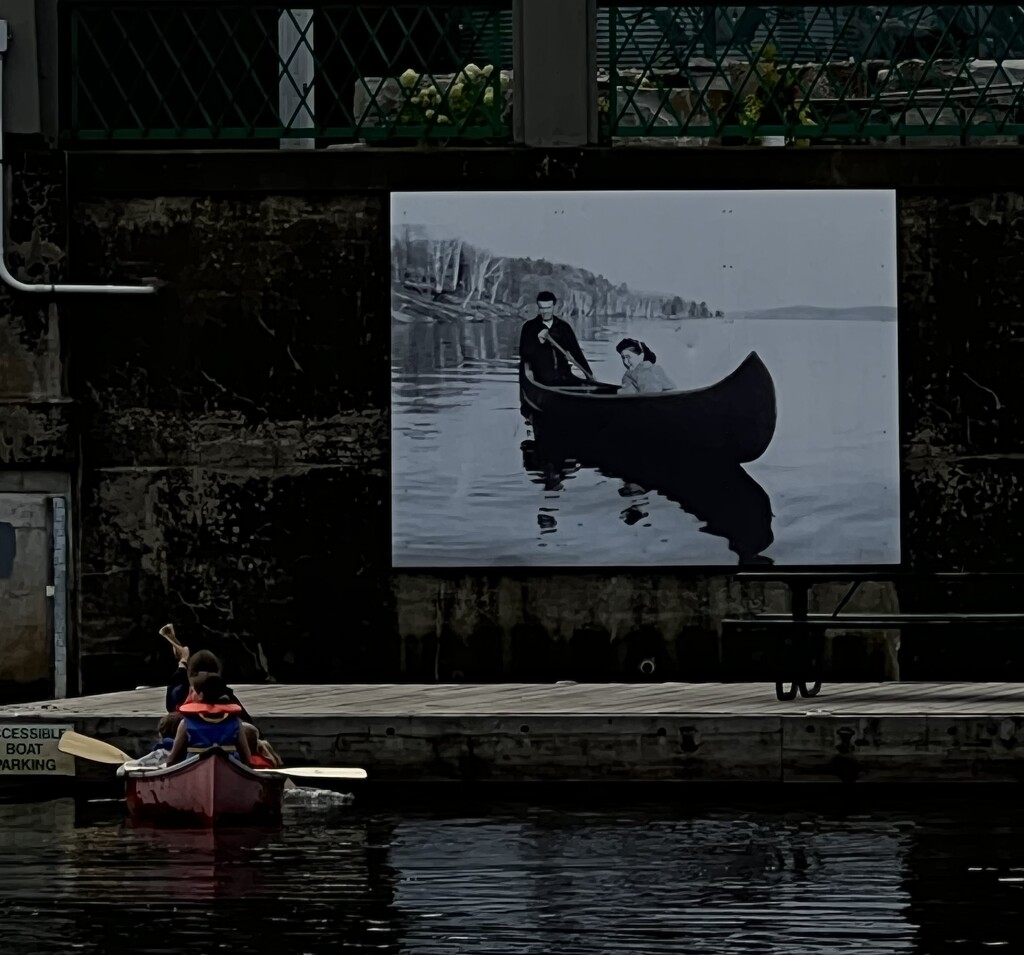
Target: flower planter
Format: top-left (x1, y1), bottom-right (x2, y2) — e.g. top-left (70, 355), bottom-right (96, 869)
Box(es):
top-left (353, 67), bottom-right (512, 142)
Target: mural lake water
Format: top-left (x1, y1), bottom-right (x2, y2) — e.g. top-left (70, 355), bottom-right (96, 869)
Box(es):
top-left (392, 313), bottom-right (900, 567)
top-left (0, 795), bottom-right (1020, 953)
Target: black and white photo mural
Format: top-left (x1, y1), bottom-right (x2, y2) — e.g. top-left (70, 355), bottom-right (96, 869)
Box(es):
top-left (391, 190), bottom-right (899, 568)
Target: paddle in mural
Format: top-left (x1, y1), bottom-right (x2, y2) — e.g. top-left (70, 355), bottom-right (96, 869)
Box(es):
top-left (390, 190), bottom-right (899, 568)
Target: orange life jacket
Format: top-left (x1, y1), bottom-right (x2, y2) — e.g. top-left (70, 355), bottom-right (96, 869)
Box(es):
top-left (178, 701), bottom-right (242, 716)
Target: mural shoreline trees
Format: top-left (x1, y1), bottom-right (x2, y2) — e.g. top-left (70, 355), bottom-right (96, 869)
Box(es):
top-left (391, 225), bottom-right (723, 326)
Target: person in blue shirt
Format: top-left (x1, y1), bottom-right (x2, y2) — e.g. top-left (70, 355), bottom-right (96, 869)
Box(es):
top-left (165, 648), bottom-right (253, 722)
top-left (150, 712), bottom-right (183, 753)
top-left (161, 642), bottom-right (282, 768)
top-left (166, 673), bottom-right (253, 766)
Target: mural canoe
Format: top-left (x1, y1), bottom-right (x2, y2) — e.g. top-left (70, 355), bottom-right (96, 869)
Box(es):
top-left (520, 350), bottom-right (777, 464)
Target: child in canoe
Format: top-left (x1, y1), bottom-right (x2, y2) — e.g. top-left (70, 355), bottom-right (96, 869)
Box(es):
top-left (163, 645), bottom-right (282, 768)
top-left (166, 647), bottom-right (252, 720)
top-left (166, 673), bottom-right (253, 766)
top-left (151, 712), bottom-right (183, 753)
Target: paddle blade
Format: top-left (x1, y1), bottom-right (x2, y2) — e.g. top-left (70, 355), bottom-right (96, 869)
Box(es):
top-left (257, 766), bottom-right (367, 780)
top-left (58, 730), bottom-right (131, 765)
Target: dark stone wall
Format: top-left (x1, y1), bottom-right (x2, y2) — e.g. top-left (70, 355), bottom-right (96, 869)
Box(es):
top-left (897, 192), bottom-right (1024, 677)
top-left (66, 195), bottom-right (393, 691)
top-left (0, 138), bottom-right (72, 467)
top-left (32, 148), bottom-right (1021, 692)
top-left (901, 192), bottom-right (1024, 570)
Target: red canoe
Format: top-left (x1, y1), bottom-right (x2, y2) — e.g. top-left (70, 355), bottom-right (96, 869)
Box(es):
top-left (124, 749), bottom-right (285, 827)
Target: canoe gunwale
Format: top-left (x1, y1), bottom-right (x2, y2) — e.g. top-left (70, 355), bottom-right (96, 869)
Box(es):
top-left (122, 748), bottom-right (262, 780)
top-left (522, 350), bottom-right (766, 402)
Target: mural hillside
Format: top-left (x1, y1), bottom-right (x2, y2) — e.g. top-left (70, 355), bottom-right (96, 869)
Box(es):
top-left (391, 226), bottom-right (723, 325)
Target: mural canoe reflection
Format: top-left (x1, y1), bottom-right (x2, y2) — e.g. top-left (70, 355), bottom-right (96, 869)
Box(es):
top-left (391, 190), bottom-right (900, 568)
top-left (520, 353), bottom-right (777, 564)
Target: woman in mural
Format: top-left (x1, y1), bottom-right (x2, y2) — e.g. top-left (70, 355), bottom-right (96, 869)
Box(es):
top-left (616, 339), bottom-right (676, 393)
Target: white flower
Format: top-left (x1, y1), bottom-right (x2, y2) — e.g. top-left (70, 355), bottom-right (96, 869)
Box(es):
top-left (449, 83), bottom-right (465, 101)
top-left (399, 69), bottom-right (420, 88)
top-left (483, 88), bottom-right (494, 106)
top-left (464, 63), bottom-right (481, 79)
top-left (437, 114), bottom-right (451, 124)
top-left (425, 109), bottom-right (435, 118)
top-left (481, 64), bottom-right (494, 77)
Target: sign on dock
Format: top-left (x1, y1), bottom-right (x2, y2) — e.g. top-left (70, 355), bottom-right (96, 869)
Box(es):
top-left (0, 724), bottom-right (74, 775)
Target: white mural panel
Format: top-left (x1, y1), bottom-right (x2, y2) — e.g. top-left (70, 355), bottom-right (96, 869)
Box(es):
top-left (391, 190), bottom-right (899, 567)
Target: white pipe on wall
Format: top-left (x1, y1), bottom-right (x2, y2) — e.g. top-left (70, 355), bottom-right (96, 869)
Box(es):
top-left (0, 22), bottom-right (156, 296)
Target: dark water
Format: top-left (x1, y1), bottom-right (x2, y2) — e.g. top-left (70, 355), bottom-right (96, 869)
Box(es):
top-left (1, 795), bottom-right (1022, 953)
top-left (392, 314), bottom-right (900, 567)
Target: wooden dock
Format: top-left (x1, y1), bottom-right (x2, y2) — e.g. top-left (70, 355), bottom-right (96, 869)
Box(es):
top-left (1, 682), bottom-right (1023, 785)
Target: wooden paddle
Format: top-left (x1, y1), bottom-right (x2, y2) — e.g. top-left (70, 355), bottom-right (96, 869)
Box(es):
top-left (158, 623), bottom-right (181, 649)
top-left (59, 730), bottom-right (367, 779)
top-left (255, 766), bottom-right (368, 780)
top-left (58, 732), bottom-right (366, 777)
top-left (58, 730), bottom-right (132, 764)
top-left (540, 332), bottom-right (597, 383)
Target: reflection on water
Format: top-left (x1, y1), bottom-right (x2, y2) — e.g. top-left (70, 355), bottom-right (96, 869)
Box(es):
top-left (522, 422), bottom-right (774, 564)
top-left (0, 797), bottom-right (1023, 953)
top-left (392, 313), bottom-right (900, 567)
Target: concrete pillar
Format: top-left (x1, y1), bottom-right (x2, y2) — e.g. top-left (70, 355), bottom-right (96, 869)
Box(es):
top-left (512, 0), bottom-right (597, 146)
top-left (279, 9), bottom-right (316, 149)
top-left (0, 0), bottom-right (46, 139)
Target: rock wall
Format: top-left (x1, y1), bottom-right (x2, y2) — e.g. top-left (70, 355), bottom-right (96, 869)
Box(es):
top-left (896, 192), bottom-right (1024, 678)
top-left (65, 195), bottom-right (392, 691)
top-left (0, 139), bottom-right (71, 466)
top-left (5, 149), bottom-right (1023, 692)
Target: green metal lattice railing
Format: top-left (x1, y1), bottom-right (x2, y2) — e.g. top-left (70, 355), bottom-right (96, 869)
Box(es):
top-left (602, 4), bottom-right (1024, 142)
top-left (64, 1), bottom-right (513, 142)
top-left (64, 2), bottom-right (1024, 146)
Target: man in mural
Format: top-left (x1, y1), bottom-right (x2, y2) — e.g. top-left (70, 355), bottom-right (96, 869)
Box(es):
top-left (518, 291), bottom-right (593, 418)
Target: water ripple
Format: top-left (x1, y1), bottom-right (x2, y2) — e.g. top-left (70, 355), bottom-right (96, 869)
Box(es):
top-left (0, 799), bottom-right (1021, 953)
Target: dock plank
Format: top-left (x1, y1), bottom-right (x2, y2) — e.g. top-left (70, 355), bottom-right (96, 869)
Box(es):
top-left (2, 683), bottom-right (1024, 784)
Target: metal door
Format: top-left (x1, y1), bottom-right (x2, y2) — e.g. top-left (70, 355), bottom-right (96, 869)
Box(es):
top-left (0, 494), bottom-right (66, 704)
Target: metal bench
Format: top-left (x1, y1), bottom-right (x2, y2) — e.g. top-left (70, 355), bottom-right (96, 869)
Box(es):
top-left (722, 572), bottom-right (1024, 700)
